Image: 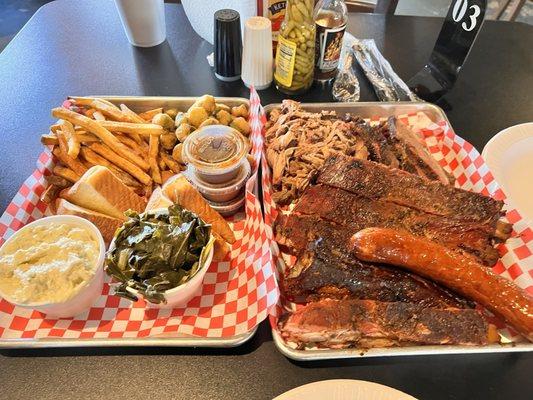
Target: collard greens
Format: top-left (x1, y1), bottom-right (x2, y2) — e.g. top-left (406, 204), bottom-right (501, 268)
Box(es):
top-left (105, 205), bottom-right (212, 304)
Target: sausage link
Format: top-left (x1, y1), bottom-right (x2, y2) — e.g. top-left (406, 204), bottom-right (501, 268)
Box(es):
top-left (351, 227), bottom-right (533, 342)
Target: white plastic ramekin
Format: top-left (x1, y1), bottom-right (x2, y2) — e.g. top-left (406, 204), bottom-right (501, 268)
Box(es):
top-left (0, 215), bottom-right (106, 318)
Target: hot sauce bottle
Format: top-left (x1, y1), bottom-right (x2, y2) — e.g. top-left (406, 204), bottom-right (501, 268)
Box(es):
top-left (313, 0), bottom-right (348, 82)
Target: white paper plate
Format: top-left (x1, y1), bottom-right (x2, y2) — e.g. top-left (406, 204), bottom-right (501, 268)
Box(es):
top-left (273, 379), bottom-right (417, 400)
top-left (482, 122), bottom-right (533, 223)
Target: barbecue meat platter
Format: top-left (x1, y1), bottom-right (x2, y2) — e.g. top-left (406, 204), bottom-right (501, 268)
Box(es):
top-left (265, 100), bottom-right (532, 350)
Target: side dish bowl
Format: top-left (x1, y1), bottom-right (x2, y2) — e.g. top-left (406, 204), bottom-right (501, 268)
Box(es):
top-left (0, 215), bottom-right (105, 318)
top-left (105, 206), bottom-right (215, 308)
top-left (124, 236), bottom-right (214, 309)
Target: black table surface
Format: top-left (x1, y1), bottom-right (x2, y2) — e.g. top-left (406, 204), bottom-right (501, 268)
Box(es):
top-left (0, 1), bottom-right (532, 399)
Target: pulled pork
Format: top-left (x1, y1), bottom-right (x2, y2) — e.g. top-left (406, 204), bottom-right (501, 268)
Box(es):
top-left (265, 100), bottom-right (368, 205)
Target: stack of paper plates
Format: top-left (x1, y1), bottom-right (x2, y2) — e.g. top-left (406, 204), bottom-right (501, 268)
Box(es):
top-left (274, 379), bottom-right (417, 400)
top-left (482, 123), bottom-right (533, 223)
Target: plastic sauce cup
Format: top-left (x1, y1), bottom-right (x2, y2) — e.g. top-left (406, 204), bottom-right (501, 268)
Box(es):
top-left (183, 125), bottom-right (249, 184)
top-left (186, 159), bottom-right (251, 203)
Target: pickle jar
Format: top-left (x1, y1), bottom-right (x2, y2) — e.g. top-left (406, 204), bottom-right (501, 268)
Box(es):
top-left (274, 0), bottom-right (316, 95)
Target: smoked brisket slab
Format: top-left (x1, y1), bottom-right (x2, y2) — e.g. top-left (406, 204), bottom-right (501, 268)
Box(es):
top-left (279, 298), bottom-right (490, 349)
top-left (294, 184), bottom-right (500, 266)
top-left (348, 116), bottom-right (454, 184)
top-left (385, 117), bottom-right (455, 184)
top-left (317, 155), bottom-right (505, 226)
top-left (276, 214), bottom-right (470, 308)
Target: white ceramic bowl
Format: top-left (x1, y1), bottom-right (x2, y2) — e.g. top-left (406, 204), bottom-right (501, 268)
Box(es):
top-left (0, 215), bottom-right (106, 318)
top-left (107, 218), bottom-right (215, 309)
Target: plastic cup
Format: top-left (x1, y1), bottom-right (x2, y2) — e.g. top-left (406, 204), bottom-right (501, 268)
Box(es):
top-left (114, 0), bottom-right (166, 47)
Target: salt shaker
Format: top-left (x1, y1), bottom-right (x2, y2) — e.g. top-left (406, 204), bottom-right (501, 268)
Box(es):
top-left (241, 17), bottom-right (273, 90)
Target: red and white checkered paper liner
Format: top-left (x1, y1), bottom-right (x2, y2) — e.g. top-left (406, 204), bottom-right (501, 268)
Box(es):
top-left (261, 107), bottom-right (533, 342)
top-left (0, 90), bottom-right (279, 340)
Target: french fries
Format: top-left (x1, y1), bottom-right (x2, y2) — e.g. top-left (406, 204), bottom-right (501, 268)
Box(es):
top-left (97, 120), bottom-right (165, 136)
top-left (52, 107), bottom-right (150, 171)
top-left (41, 134), bottom-right (59, 146)
top-left (62, 121), bottom-right (80, 158)
top-left (118, 104), bottom-right (145, 144)
top-left (91, 99), bottom-right (131, 122)
top-left (149, 134), bottom-right (162, 184)
top-left (80, 146), bottom-right (113, 168)
top-left (161, 152), bottom-right (183, 174)
top-left (53, 142), bottom-right (87, 176)
top-left (93, 111), bottom-right (106, 121)
top-left (117, 135), bottom-right (147, 157)
top-left (53, 165), bottom-right (80, 183)
top-left (120, 104), bottom-right (146, 123)
top-left (88, 142), bottom-right (152, 186)
top-left (75, 133), bottom-right (101, 143)
top-left (161, 170), bottom-right (174, 184)
top-left (45, 174), bottom-right (71, 188)
top-left (69, 96), bottom-right (116, 109)
top-left (139, 108), bottom-right (163, 121)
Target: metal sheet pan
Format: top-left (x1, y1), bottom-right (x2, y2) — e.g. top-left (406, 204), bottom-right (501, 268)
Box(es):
top-left (264, 101), bottom-right (533, 360)
top-left (263, 101), bottom-right (452, 124)
top-left (0, 96), bottom-right (255, 349)
top-left (96, 96), bottom-right (250, 112)
top-left (273, 330), bottom-right (532, 361)
top-left (0, 328), bottom-right (257, 349)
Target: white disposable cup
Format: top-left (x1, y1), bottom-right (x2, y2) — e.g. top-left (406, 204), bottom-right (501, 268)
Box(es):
top-left (114, 0), bottom-right (166, 47)
top-left (241, 17), bottom-right (273, 90)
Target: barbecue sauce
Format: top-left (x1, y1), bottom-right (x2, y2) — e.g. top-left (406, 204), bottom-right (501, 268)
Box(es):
top-left (313, 0), bottom-right (347, 82)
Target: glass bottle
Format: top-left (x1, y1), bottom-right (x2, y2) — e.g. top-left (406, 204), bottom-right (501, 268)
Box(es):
top-left (313, 0), bottom-right (348, 82)
top-left (274, 0), bottom-right (316, 95)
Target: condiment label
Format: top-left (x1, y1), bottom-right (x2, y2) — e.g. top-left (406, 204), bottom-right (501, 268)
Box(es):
top-left (263, 0), bottom-right (287, 41)
top-left (274, 35), bottom-right (297, 87)
top-left (315, 24), bottom-right (346, 72)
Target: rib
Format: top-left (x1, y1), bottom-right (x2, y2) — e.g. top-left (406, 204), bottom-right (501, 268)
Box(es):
top-left (279, 298), bottom-right (493, 349)
top-left (317, 155), bottom-right (506, 226)
top-left (284, 250), bottom-right (471, 308)
top-left (275, 213), bottom-right (353, 262)
top-left (276, 214), bottom-right (471, 308)
top-left (294, 184), bottom-right (501, 266)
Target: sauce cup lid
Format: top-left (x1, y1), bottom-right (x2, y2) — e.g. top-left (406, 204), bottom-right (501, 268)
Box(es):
top-left (182, 125), bottom-right (248, 175)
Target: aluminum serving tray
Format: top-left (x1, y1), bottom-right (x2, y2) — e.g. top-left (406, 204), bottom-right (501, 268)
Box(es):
top-left (263, 101), bottom-right (452, 126)
top-left (0, 328), bottom-right (257, 349)
top-left (98, 96), bottom-right (250, 113)
top-left (264, 101), bottom-right (533, 361)
top-left (0, 96), bottom-right (256, 349)
top-left (272, 330), bottom-right (532, 361)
